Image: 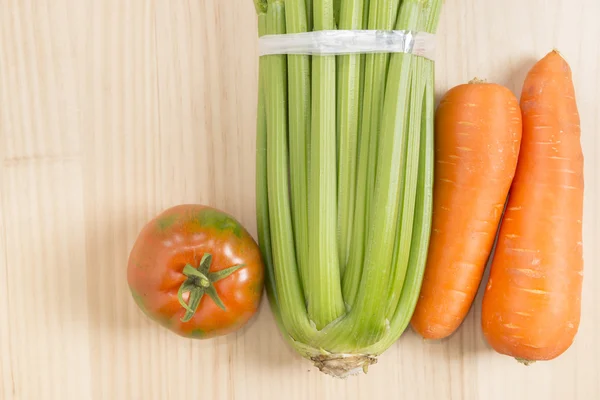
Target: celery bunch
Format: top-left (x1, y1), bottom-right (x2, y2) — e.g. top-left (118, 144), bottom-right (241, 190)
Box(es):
top-left (254, 0), bottom-right (442, 377)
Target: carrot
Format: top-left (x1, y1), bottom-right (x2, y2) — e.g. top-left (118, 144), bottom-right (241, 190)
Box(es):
top-left (410, 81), bottom-right (522, 339)
top-left (481, 50), bottom-right (584, 363)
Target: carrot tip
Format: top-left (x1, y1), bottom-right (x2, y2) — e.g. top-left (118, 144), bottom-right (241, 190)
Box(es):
top-left (551, 48), bottom-right (567, 61)
top-left (515, 357), bottom-right (536, 366)
top-left (468, 77), bottom-right (487, 84)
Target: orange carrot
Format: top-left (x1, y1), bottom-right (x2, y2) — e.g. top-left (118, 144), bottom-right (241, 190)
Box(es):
top-left (481, 50), bottom-right (584, 362)
top-left (410, 81), bottom-right (522, 339)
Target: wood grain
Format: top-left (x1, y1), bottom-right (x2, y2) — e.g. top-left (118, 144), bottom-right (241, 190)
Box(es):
top-left (0, 0), bottom-right (598, 399)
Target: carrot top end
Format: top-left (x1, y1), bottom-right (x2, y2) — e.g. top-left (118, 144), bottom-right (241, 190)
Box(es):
top-left (551, 48), bottom-right (565, 60)
top-left (515, 357), bottom-right (536, 366)
top-left (468, 77), bottom-right (487, 84)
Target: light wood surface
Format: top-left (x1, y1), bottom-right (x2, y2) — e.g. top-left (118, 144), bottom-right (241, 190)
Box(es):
top-left (0, 1), bottom-right (598, 399)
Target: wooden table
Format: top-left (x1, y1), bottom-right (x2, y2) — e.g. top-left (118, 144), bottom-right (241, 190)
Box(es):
top-left (1, 1), bottom-right (598, 399)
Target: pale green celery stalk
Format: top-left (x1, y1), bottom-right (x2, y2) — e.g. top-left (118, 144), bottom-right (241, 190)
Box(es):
top-left (254, 3), bottom-right (280, 324)
top-left (366, 0), bottom-right (443, 355)
top-left (336, 0), bottom-right (364, 274)
top-left (368, 64), bottom-right (435, 355)
top-left (380, 0), bottom-right (443, 339)
top-left (383, 6), bottom-right (429, 318)
top-left (254, 1), bottom-right (300, 351)
top-left (285, 0), bottom-right (311, 294)
top-left (264, 0), bottom-right (314, 343)
top-left (384, 55), bottom-right (425, 318)
top-left (307, 0), bottom-right (346, 330)
top-left (317, 0), bottom-right (424, 352)
top-left (255, 11), bottom-right (312, 359)
top-left (346, 0), bottom-right (426, 348)
top-left (341, 0), bottom-right (400, 308)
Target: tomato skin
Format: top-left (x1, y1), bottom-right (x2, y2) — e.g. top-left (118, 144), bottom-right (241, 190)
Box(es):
top-left (127, 204), bottom-right (264, 339)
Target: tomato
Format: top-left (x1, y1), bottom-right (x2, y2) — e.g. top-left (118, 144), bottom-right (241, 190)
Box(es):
top-left (127, 204), bottom-right (264, 339)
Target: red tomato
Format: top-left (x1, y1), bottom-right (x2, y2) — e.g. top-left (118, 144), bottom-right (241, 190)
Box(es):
top-left (127, 204), bottom-right (264, 339)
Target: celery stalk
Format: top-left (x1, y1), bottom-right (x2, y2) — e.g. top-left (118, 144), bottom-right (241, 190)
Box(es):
top-left (347, 0), bottom-right (426, 348)
top-left (255, 1), bottom-right (303, 351)
top-left (383, 8), bottom-right (429, 319)
top-left (306, 0), bottom-right (346, 330)
top-left (380, 0), bottom-right (444, 344)
top-left (336, 0), bottom-right (365, 273)
top-left (285, 0), bottom-right (311, 294)
top-left (255, 5), bottom-right (279, 322)
top-left (384, 54), bottom-right (425, 319)
top-left (264, 0), bottom-right (314, 343)
top-left (367, 0), bottom-right (443, 354)
top-left (316, 0), bottom-right (426, 351)
top-left (368, 62), bottom-right (436, 355)
top-left (341, 0), bottom-right (401, 308)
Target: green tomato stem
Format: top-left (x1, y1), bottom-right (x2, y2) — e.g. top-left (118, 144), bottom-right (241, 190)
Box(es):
top-left (177, 253), bottom-right (243, 322)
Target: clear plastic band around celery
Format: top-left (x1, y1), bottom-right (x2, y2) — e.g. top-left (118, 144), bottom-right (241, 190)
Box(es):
top-left (258, 29), bottom-right (435, 60)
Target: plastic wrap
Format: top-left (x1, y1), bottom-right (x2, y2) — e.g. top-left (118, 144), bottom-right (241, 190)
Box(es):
top-left (258, 29), bottom-right (435, 60)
